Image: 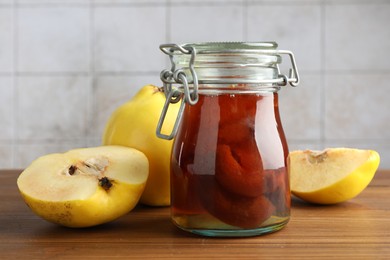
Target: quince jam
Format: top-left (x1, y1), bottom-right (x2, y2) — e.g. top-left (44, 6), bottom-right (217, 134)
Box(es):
top-left (171, 92), bottom-right (290, 231)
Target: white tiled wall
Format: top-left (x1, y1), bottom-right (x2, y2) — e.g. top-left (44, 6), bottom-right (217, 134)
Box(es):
top-left (0, 0), bottom-right (389, 169)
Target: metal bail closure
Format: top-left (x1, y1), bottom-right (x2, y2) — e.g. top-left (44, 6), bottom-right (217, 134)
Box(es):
top-left (276, 50), bottom-right (300, 87)
top-left (156, 44), bottom-right (199, 140)
top-left (156, 88), bottom-right (185, 140)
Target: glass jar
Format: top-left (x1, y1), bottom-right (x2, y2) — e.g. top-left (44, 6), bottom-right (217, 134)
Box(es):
top-left (156, 42), bottom-right (299, 237)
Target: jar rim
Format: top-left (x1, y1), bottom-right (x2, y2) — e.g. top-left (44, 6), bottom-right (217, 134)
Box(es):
top-left (174, 42), bottom-right (282, 86)
top-left (181, 42), bottom-right (278, 54)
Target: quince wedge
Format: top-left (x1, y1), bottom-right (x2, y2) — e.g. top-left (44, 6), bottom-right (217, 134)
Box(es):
top-left (17, 146), bottom-right (149, 228)
top-left (288, 148), bottom-right (380, 204)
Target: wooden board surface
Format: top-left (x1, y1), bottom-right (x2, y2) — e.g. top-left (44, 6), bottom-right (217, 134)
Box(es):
top-left (1, 169), bottom-right (389, 259)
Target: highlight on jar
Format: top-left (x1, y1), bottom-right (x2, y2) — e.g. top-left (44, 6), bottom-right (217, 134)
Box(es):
top-left (156, 42), bottom-right (300, 237)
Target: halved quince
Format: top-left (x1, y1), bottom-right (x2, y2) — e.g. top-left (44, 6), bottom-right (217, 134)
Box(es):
top-left (288, 148), bottom-right (380, 204)
top-left (17, 146), bottom-right (149, 227)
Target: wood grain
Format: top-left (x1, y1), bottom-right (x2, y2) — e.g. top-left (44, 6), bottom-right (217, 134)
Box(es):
top-left (1, 169), bottom-right (389, 259)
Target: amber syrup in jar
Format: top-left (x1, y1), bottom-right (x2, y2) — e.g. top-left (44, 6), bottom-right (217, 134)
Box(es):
top-left (171, 92), bottom-right (290, 236)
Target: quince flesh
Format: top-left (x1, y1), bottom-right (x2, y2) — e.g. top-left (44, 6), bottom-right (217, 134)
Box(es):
top-left (103, 85), bottom-right (180, 206)
top-left (17, 146), bottom-right (149, 227)
top-left (288, 148), bottom-right (380, 204)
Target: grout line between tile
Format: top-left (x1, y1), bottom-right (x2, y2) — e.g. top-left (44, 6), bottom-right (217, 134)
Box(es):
top-left (13, 71), bottom-right (161, 76)
top-left (166, 0), bottom-right (171, 43)
top-left (243, 0), bottom-right (248, 41)
top-left (319, 0), bottom-right (326, 149)
top-left (10, 69), bottom-right (389, 77)
top-left (86, 0), bottom-right (94, 147)
top-left (12, 0), bottom-right (18, 168)
top-left (91, 1), bottom-right (167, 8)
top-left (167, 0), bottom-right (242, 7)
top-left (14, 2), bottom-right (89, 8)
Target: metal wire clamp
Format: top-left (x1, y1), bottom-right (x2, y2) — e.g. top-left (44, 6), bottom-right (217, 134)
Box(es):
top-left (156, 44), bottom-right (199, 140)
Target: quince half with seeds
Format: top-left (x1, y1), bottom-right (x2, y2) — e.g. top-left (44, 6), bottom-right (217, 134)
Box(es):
top-left (17, 146), bottom-right (148, 227)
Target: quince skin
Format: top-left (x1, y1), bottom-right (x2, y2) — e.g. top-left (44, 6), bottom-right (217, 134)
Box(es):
top-left (103, 85), bottom-right (180, 206)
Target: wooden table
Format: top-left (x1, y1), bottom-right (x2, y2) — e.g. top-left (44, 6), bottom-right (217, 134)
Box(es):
top-left (1, 169), bottom-right (389, 259)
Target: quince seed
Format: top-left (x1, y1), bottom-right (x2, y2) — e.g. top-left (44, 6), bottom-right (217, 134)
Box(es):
top-left (99, 177), bottom-right (113, 191)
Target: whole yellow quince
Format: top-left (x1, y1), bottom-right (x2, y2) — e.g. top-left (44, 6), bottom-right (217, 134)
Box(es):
top-left (103, 85), bottom-right (180, 206)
